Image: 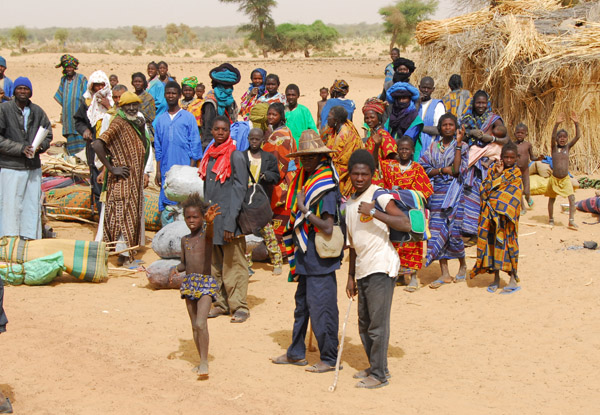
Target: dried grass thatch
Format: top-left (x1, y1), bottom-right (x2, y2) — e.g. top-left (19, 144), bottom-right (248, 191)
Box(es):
top-left (415, 0), bottom-right (600, 173)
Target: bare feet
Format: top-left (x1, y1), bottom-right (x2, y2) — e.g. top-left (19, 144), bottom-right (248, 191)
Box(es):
top-left (568, 219), bottom-right (578, 231)
top-left (196, 360), bottom-right (209, 377)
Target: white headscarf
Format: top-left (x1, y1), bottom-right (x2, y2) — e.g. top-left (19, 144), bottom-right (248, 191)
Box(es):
top-left (84, 70), bottom-right (114, 127)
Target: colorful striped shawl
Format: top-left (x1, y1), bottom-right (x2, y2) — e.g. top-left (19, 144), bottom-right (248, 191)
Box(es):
top-left (283, 161), bottom-right (339, 280)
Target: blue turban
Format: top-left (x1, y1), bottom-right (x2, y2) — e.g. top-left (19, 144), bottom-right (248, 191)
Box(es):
top-left (209, 63), bottom-right (241, 87)
top-left (13, 77), bottom-right (32, 96)
top-left (0, 56), bottom-right (6, 68)
top-left (386, 82), bottom-right (420, 105)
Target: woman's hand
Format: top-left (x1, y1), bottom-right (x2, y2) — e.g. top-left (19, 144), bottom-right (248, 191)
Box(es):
top-left (372, 131), bottom-right (383, 146)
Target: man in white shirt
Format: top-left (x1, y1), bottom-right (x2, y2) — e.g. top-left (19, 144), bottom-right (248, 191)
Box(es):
top-left (345, 149), bottom-right (411, 389)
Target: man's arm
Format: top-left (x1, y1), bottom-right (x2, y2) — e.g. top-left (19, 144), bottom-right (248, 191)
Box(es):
top-left (224, 151), bottom-right (249, 234)
top-left (187, 116), bottom-right (203, 164)
top-left (358, 197), bottom-right (411, 232)
top-left (0, 107), bottom-right (27, 157)
top-left (73, 99), bottom-right (93, 140)
top-left (346, 248), bottom-right (357, 299)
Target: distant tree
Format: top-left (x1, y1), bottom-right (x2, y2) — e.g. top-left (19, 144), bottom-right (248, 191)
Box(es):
top-left (132, 25), bottom-right (147, 46)
top-left (380, 0), bottom-right (438, 51)
top-left (266, 21), bottom-right (339, 57)
top-left (219, 0), bottom-right (277, 58)
top-left (54, 28), bottom-right (69, 47)
top-left (10, 26), bottom-right (28, 49)
top-left (178, 24), bottom-right (197, 46)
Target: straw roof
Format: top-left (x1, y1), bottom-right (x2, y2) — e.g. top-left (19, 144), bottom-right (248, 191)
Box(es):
top-left (414, 0), bottom-right (600, 173)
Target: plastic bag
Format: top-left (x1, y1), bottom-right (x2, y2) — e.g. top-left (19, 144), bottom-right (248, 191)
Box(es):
top-left (146, 259), bottom-right (184, 289)
top-left (163, 165), bottom-right (204, 202)
top-left (0, 252), bottom-right (66, 286)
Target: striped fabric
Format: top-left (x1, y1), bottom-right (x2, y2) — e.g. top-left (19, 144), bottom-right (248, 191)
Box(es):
top-left (419, 137), bottom-right (469, 266)
top-left (470, 165), bottom-right (522, 279)
top-left (283, 160), bottom-right (339, 280)
top-left (0, 236), bottom-right (108, 283)
top-left (54, 73), bottom-right (88, 155)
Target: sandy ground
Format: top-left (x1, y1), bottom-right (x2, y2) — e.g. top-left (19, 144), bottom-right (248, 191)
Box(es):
top-left (2, 52), bottom-right (600, 415)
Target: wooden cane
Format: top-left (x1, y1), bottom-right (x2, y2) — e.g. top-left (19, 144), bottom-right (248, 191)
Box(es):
top-left (328, 297), bottom-right (353, 392)
top-left (307, 320), bottom-right (317, 352)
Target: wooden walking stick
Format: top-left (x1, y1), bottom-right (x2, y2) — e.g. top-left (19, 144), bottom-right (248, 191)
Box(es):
top-left (307, 320), bottom-right (317, 352)
top-left (328, 297), bottom-right (353, 392)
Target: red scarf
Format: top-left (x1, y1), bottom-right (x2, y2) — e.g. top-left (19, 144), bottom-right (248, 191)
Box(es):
top-left (198, 137), bottom-right (236, 183)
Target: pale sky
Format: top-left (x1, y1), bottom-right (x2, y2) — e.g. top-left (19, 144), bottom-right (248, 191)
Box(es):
top-left (0, 0), bottom-right (457, 28)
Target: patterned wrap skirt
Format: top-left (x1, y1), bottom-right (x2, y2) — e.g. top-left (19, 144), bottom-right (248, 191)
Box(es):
top-left (180, 273), bottom-right (218, 301)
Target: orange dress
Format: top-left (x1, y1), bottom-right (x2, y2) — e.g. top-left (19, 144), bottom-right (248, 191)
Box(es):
top-left (382, 161), bottom-right (433, 271)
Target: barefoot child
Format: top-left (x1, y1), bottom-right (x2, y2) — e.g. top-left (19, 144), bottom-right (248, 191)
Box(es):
top-left (316, 87), bottom-right (328, 130)
top-left (470, 142), bottom-right (522, 294)
top-left (170, 193), bottom-right (221, 377)
top-left (514, 123), bottom-right (537, 211)
top-left (546, 112), bottom-right (580, 229)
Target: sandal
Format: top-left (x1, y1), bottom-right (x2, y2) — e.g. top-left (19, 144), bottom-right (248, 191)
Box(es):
top-left (355, 375), bottom-right (389, 389)
top-left (305, 362), bottom-right (338, 373)
top-left (207, 307), bottom-right (228, 319)
top-left (271, 354), bottom-right (308, 366)
top-left (230, 310), bottom-right (249, 323)
top-left (429, 278), bottom-right (451, 289)
top-left (0, 397), bottom-right (13, 414)
top-left (568, 220), bottom-right (578, 231)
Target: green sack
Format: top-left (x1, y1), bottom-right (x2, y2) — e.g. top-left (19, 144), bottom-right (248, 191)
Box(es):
top-left (0, 252), bottom-right (66, 286)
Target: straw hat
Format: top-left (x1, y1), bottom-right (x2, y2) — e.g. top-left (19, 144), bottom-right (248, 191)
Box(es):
top-left (288, 130), bottom-right (333, 157)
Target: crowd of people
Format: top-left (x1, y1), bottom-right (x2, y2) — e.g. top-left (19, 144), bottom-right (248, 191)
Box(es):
top-left (0, 49), bottom-right (583, 393)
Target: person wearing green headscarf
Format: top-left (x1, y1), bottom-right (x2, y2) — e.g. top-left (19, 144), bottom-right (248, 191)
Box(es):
top-left (180, 76), bottom-right (203, 130)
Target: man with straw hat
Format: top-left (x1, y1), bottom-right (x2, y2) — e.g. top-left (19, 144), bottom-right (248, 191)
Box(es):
top-left (92, 91), bottom-right (151, 266)
top-left (271, 130), bottom-right (345, 374)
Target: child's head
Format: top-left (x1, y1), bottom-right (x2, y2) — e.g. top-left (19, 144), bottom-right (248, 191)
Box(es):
top-left (285, 84), bottom-right (300, 107)
top-left (396, 136), bottom-right (415, 164)
top-left (319, 87), bottom-right (328, 100)
top-left (265, 74), bottom-right (280, 94)
top-left (182, 193), bottom-right (209, 232)
top-left (196, 83), bottom-right (205, 99)
top-left (248, 128), bottom-right (264, 152)
top-left (556, 129), bottom-right (569, 147)
top-left (501, 141), bottom-right (518, 168)
top-left (514, 123), bottom-right (528, 142)
top-left (211, 116), bottom-right (231, 145)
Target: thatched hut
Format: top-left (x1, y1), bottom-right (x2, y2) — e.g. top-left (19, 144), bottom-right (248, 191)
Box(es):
top-left (414, 0), bottom-right (600, 173)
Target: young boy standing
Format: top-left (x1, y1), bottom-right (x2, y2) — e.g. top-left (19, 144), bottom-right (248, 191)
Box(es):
top-left (170, 193), bottom-right (220, 377)
top-left (514, 123), bottom-right (537, 211)
top-left (244, 128), bottom-right (283, 275)
top-left (345, 149), bottom-right (411, 389)
top-left (316, 87), bottom-right (328, 130)
top-left (545, 112), bottom-right (580, 230)
top-left (470, 142), bottom-right (522, 294)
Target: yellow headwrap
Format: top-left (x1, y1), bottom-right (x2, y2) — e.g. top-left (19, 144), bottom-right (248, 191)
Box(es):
top-left (119, 91), bottom-right (142, 106)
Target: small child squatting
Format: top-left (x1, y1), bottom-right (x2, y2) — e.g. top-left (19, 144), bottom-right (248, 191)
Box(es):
top-left (170, 193), bottom-right (221, 378)
top-left (546, 112), bottom-right (581, 230)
